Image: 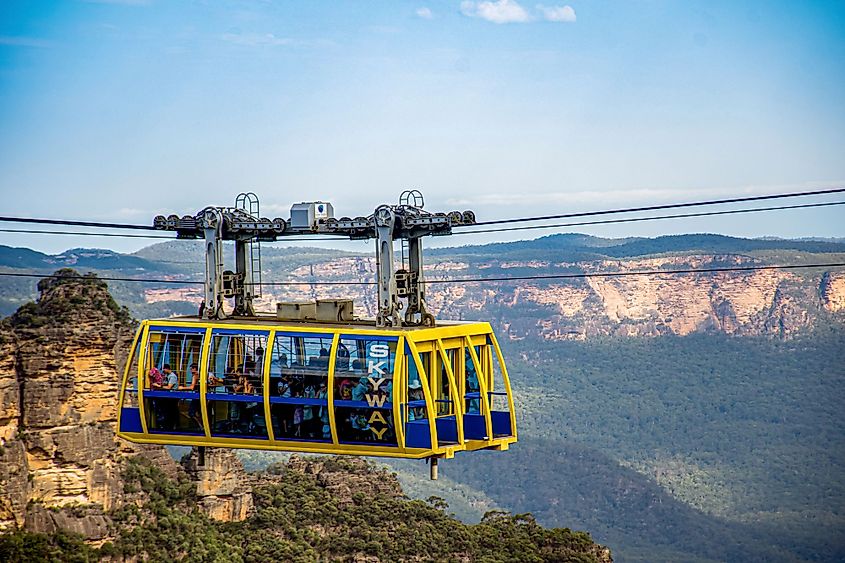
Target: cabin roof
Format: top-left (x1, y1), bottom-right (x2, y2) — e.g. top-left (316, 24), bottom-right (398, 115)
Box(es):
top-left (148, 314), bottom-right (491, 333)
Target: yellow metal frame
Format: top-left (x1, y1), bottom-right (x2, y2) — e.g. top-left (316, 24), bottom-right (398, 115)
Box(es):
top-left (116, 318), bottom-right (517, 459)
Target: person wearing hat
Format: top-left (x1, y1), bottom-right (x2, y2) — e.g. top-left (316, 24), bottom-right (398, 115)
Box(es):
top-left (408, 380), bottom-right (426, 421)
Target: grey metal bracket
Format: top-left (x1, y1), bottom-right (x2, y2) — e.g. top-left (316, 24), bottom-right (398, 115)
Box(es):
top-left (153, 191), bottom-right (476, 326)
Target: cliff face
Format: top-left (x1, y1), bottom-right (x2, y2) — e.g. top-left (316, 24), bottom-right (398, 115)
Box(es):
top-left (0, 270), bottom-right (252, 541)
top-left (143, 254), bottom-right (845, 340)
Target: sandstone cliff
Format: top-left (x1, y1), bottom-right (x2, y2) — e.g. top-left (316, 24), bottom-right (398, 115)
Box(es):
top-left (141, 254), bottom-right (845, 340)
top-left (0, 269), bottom-right (252, 542)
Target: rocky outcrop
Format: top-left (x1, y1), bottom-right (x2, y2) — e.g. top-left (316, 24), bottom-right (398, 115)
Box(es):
top-left (0, 270), bottom-right (183, 539)
top-left (820, 271), bottom-right (845, 312)
top-left (285, 454), bottom-right (404, 505)
top-left (182, 448), bottom-right (254, 522)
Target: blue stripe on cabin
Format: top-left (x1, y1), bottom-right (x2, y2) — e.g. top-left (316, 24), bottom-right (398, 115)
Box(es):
top-left (149, 325), bottom-right (207, 334)
top-left (120, 408), bottom-right (143, 433)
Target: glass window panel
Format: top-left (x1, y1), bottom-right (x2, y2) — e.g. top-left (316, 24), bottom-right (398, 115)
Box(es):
top-left (437, 349), bottom-right (456, 416)
top-left (144, 331), bottom-right (204, 390)
top-left (206, 399), bottom-right (267, 439)
top-left (335, 337), bottom-right (397, 445)
top-left (206, 331), bottom-right (268, 439)
top-left (269, 332), bottom-right (331, 442)
top-left (207, 332), bottom-right (267, 395)
top-left (270, 334), bottom-right (331, 397)
top-left (464, 345), bottom-right (485, 414)
top-left (406, 351), bottom-right (429, 421)
top-left (141, 330), bottom-right (206, 435)
top-left (121, 336), bottom-right (141, 409)
top-left (144, 396), bottom-right (203, 434)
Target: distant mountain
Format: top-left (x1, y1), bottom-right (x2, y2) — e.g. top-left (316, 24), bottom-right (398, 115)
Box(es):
top-left (0, 245), bottom-right (161, 271)
top-left (431, 232), bottom-right (845, 261)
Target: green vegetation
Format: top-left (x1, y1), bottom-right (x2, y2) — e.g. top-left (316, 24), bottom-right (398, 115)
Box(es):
top-left (408, 326), bottom-right (845, 562)
top-left (0, 456), bottom-right (607, 562)
top-left (9, 268), bottom-right (131, 327)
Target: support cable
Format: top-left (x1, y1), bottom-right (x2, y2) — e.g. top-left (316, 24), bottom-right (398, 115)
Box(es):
top-left (452, 200), bottom-right (845, 236)
top-left (2, 262), bottom-right (843, 287)
top-left (1, 187), bottom-right (843, 233)
top-left (457, 187), bottom-right (845, 228)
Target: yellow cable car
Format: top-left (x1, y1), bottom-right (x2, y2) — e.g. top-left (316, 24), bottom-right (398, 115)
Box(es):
top-left (123, 194), bottom-right (517, 475)
top-left (117, 317), bottom-right (517, 460)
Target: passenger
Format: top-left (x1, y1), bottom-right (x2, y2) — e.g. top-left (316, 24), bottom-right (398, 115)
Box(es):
top-left (292, 405), bottom-right (304, 437)
top-left (317, 380), bottom-right (329, 434)
top-left (148, 367), bottom-right (163, 389)
top-left (180, 363), bottom-right (202, 427)
top-left (302, 384), bottom-right (317, 437)
top-left (208, 371), bottom-right (226, 393)
top-left (337, 343), bottom-right (350, 371)
top-left (338, 378), bottom-right (354, 400)
top-left (350, 412), bottom-right (370, 441)
top-left (234, 373), bottom-right (254, 394)
top-left (162, 364), bottom-right (178, 390)
top-left (155, 364), bottom-right (179, 430)
top-left (270, 353), bottom-right (287, 378)
top-left (408, 380), bottom-right (426, 421)
top-left (352, 377), bottom-right (369, 402)
top-left (277, 375), bottom-right (292, 398)
top-left (466, 362), bottom-right (480, 414)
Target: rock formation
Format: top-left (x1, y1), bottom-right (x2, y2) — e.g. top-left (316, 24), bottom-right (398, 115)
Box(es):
top-left (182, 448), bottom-right (254, 522)
top-left (0, 269), bottom-right (252, 543)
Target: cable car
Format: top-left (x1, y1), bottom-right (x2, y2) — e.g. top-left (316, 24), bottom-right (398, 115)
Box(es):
top-left (116, 317), bottom-right (516, 460)
top-left (117, 192), bottom-right (517, 476)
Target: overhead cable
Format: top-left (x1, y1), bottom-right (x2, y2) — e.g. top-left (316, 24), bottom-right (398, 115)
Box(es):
top-left (0, 227), bottom-right (349, 242)
top-left (459, 187), bottom-right (845, 227)
top-left (2, 187), bottom-right (843, 233)
top-left (0, 216), bottom-right (157, 230)
top-left (3, 262), bottom-right (843, 287)
top-left (453, 200), bottom-right (845, 236)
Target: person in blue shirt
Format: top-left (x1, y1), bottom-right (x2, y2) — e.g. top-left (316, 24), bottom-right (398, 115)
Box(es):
top-left (180, 363), bottom-right (201, 428)
top-left (162, 364), bottom-right (179, 390)
top-left (352, 377), bottom-right (369, 402)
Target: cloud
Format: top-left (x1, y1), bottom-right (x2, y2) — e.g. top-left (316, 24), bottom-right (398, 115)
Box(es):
top-left (460, 0), bottom-right (531, 24)
top-left (416, 7), bottom-right (434, 19)
top-left (537, 4), bottom-right (576, 22)
top-left (0, 36), bottom-right (53, 48)
top-left (220, 32), bottom-right (293, 47)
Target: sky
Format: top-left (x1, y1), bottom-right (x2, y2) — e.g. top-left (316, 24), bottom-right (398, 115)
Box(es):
top-left (1, 0), bottom-right (844, 255)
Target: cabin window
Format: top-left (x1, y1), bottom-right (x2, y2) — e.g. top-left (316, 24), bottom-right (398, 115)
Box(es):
top-left (434, 348), bottom-right (457, 417)
top-left (464, 345), bottom-right (485, 414)
top-left (144, 330), bottom-right (204, 389)
top-left (143, 328), bottom-right (205, 435)
top-left (406, 350), bottom-right (429, 422)
top-left (121, 336), bottom-right (141, 409)
top-left (206, 330), bottom-right (268, 439)
top-left (335, 336), bottom-right (397, 446)
top-left (269, 333), bottom-right (331, 441)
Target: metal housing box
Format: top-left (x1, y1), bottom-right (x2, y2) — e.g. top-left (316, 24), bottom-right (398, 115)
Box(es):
top-left (290, 202), bottom-right (334, 229)
top-left (315, 299), bottom-right (354, 322)
top-left (276, 302), bottom-right (317, 321)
